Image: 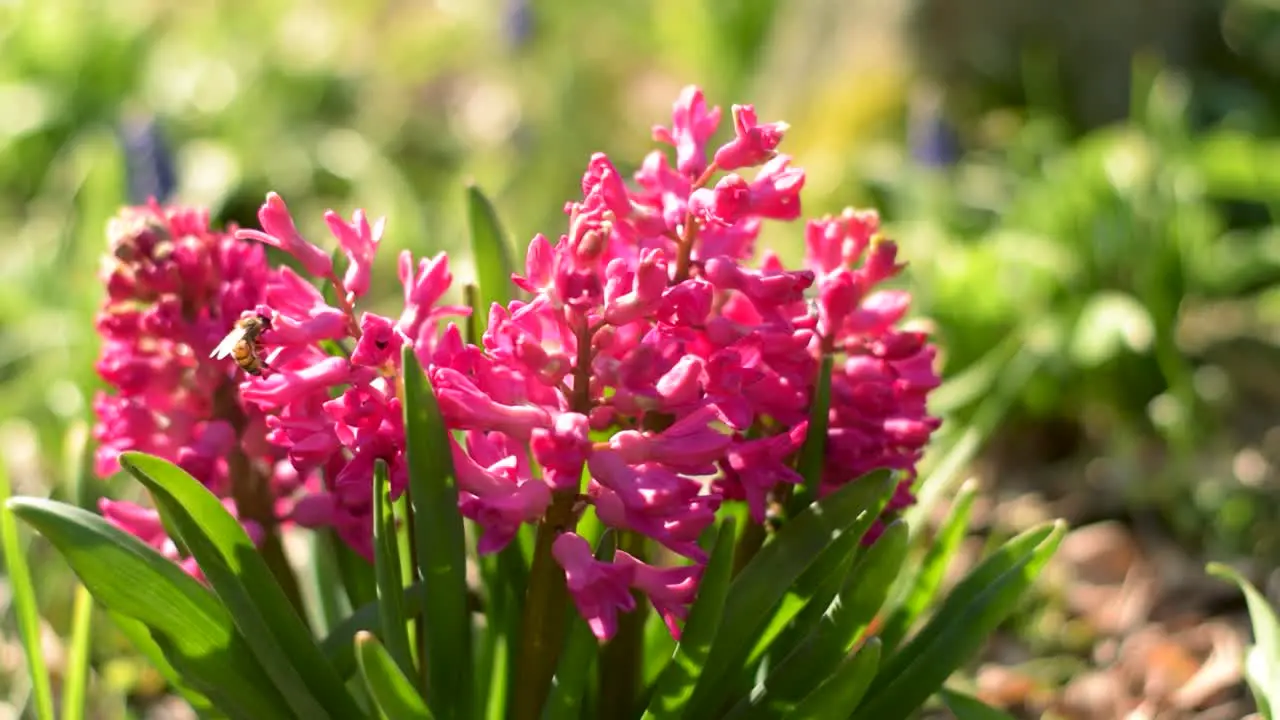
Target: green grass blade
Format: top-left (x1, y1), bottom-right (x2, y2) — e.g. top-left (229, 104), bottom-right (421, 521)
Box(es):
top-left (725, 521), bottom-right (909, 718)
top-left (685, 471), bottom-right (895, 718)
top-left (1207, 562), bottom-right (1280, 718)
top-left (373, 458), bottom-right (415, 680)
top-left (854, 521), bottom-right (1067, 718)
top-left (789, 638), bottom-right (880, 718)
top-left (356, 631), bottom-right (436, 720)
top-left (60, 584), bottom-right (94, 720)
top-left (544, 532), bottom-right (615, 719)
top-left (119, 452), bottom-right (365, 720)
top-left (642, 519), bottom-right (736, 719)
top-left (0, 464), bottom-right (55, 720)
top-left (466, 183), bottom-right (516, 331)
top-left (7, 498), bottom-right (291, 719)
top-left (879, 480), bottom-right (979, 654)
top-left (939, 688), bottom-right (1019, 719)
top-left (399, 348), bottom-right (473, 720)
top-left (791, 353), bottom-right (833, 510)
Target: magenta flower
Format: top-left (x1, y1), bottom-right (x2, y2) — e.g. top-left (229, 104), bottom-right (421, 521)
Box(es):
top-left (91, 202), bottom-right (289, 578)
top-left (235, 192), bottom-right (334, 280)
top-left (90, 85), bottom-right (941, 643)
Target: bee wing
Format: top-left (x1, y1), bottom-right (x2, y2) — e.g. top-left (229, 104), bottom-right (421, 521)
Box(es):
top-left (210, 326), bottom-right (247, 359)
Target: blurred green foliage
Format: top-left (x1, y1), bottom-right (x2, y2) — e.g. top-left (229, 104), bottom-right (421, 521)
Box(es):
top-left (7, 0), bottom-right (1280, 715)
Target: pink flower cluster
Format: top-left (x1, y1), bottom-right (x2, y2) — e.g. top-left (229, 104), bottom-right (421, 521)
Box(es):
top-left (92, 203), bottom-right (283, 575)
top-left (426, 87), bottom-right (941, 639)
top-left (232, 193), bottom-right (469, 558)
top-left (90, 86), bottom-right (941, 642)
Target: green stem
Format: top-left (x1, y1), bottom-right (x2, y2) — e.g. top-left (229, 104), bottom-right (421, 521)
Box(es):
top-left (599, 531), bottom-right (647, 717)
top-left (511, 491), bottom-right (579, 720)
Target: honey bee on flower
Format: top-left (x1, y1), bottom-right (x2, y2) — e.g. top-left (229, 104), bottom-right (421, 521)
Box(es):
top-left (211, 311), bottom-right (274, 376)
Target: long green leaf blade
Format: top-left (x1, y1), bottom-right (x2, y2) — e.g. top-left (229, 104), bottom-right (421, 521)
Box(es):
top-left (740, 486), bottom-right (888, 675)
top-left (107, 611), bottom-right (218, 714)
top-left (120, 452), bottom-right (364, 720)
top-left (7, 498), bottom-right (291, 719)
top-left (939, 688), bottom-right (1019, 719)
top-left (1207, 562), bottom-right (1280, 719)
top-left (322, 581), bottom-right (431, 677)
top-left (373, 458), bottom-right (415, 680)
top-left (477, 542), bottom-right (527, 720)
top-left (725, 521), bottom-right (909, 718)
top-left (789, 638), bottom-right (880, 718)
top-left (879, 480), bottom-right (979, 653)
top-left (60, 585), bottom-right (94, 720)
top-left (643, 518), bottom-right (736, 719)
top-left (791, 353), bottom-right (833, 510)
top-left (854, 521), bottom-right (1067, 718)
top-left (466, 183), bottom-right (516, 330)
top-left (399, 348), bottom-right (473, 720)
top-left (0, 464), bottom-right (54, 720)
top-left (355, 631), bottom-right (436, 720)
top-left (870, 522), bottom-right (1058, 686)
top-left (685, 471), bottom-right (895, 717)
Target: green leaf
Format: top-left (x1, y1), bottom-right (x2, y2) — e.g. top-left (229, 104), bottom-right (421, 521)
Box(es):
top-left (853, 521), bottom-right (1067, 718)
top-left (322, 581), bottom-right (432, 678)
top-left (791, 353), bottom-right (833, 509)
top-left (60, 585), bottom-right (94, 720)
top-left (355, 631), bottom-right (436, 720)
top-left (741, 484), bottom-right (889, 675)
top-left (308, 529), bottom-right (352, 637)
top-left (106, 611), bottom-right (218, 714)
top-left (643, 518), bottom-right (736, 719)
top-left (725, 521), bottom-right (909, 718)
top-left (789, 638), bottom-right (880, 718)
top-left (6, 498), bottom-right (290, 719)
top-left (466, 183), bottom-right (517, 331)
top-left (399, 348), bottom-right (474, 720)
top-left (879, 480), bottom-right (979, 654)
top-left (0, 465), bottom-right (54, 720)
top-left (332, 527), bottom-right (378, 610)
top-left (119, 452), bottom-right (364, 720)
top-left (939, 688), bottom-right (1019, 719)
top-left (544, 532), bottom-right (615, 719)
top-left (373, 458), bottom-right (415, 681)
top-left (1207, 563), bottom-right (1280, 719)
top-left (685, 471), bottom-right (895, 717)
top-left (477, 543), bottom-right (527, 720)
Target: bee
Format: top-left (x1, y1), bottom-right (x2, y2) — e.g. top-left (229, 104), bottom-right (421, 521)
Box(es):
top-left (211, 312), bottom-right (273, 376)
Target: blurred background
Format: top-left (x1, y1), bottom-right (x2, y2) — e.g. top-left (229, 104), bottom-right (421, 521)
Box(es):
top-left (6, 0), bottom-right (1280, 716)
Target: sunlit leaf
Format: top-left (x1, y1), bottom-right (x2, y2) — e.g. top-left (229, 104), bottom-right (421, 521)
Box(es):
top-left (643, 519), bottom-right (736, 719)
top-left (684, 472), bottom-right (895, 717)
top-left (0, 464), bottom-right (54, 720)
top-left (355, 631), bottom-right (435, 720)
top-left (1208, 563), bottom-right (1280, 719)
top-left (399, 348), bottom-right (473, 720)
top-left (120, 452), bottom-right (364, 720)
top-left (7, 498), bottom-right (290, 719)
